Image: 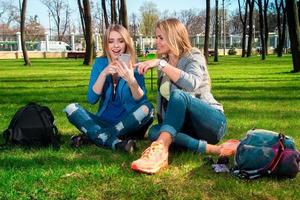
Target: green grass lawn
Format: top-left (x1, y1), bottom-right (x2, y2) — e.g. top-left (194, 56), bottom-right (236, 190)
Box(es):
top-left (0, 55), bottom-right (300, 199)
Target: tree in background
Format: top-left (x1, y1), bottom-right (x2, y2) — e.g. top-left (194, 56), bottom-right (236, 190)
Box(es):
top-left (204, 0), bottom-right (211, 62)
top-left (246, 0), bottom-right (255, 57)
top-left (214, 0), bottom-right (219, 62)
top-left (286, 0), bottom-right (300, 72)
top-left (129, 13), bottom-right (138, 48)
top-left (263, 0), bottom-right (270, 55)
top-left (101, 0), bottom-right (109, 28)
top-left (92, 1), bottom-right (104, 34)
top-left (139, 1), bottom-right (159, 36)
top-left (119, 0), bottom-right (128, 29)
top-left (111, 0), bottom-right (117, 24)
top-left (258, 0), bottom-right (266, 60)
top-left (238, 0), bottom-right (248, 57)
top-left (20, 0), bottom-right (31, 66)
top-left (40, 0), bottom-right (70, 41)
top-left (78, 0), bottom-right (93, 65)
top-left (228, 10), bottom-right (243, 35)
top-left (0, 0), bottom-right (19, 28)
top-left (25, 15), bottom-right (45, 42)
top-left (275, 0), bottom-right (286, 57)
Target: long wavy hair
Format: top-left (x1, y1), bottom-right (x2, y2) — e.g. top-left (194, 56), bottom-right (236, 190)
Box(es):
top-left (103, 24), bottom-right (136, 65)
top-left (156, 18), bottom-right (211, 87)
top-left (155, 18), bottom-right (192, 58)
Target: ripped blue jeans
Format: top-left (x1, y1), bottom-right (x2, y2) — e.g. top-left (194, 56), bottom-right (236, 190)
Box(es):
top-left (148, 89), bottom-right (226, 154)
top-left (65, 101), bottom-right (154, 150)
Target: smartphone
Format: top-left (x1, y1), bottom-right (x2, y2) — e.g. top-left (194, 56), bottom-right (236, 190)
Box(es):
top-left (119, 53), bottom-right (131, 65)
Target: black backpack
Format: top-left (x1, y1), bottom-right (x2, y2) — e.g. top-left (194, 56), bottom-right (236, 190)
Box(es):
top-left (2, 103), bottom-right (60, 148)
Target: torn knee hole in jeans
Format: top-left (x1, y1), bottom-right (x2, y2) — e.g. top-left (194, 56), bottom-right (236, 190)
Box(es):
top-left (133, 105), bottom-right (149, 123)
top-left (64, 103), bottom-right (78, 116)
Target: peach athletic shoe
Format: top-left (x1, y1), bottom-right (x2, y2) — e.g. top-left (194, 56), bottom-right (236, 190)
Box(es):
top-left (131, 141), bottom-right (168, 174)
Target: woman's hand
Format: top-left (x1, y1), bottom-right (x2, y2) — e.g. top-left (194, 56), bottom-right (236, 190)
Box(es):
top-left (135, 59), bottom-right (160, 75)
top-left (219, 139), bottom-right (240, 157)
top-left (102, 62), bottom-right (118, 76)
top-left (115, 60), bottom-right (135, 84)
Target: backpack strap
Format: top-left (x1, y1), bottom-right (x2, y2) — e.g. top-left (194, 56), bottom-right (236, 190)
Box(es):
top-left (233, 133), bottom-right (286, 179)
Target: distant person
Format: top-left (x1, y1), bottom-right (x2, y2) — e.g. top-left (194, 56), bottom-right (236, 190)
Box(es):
top-left (65, 24), bottom-right (154, 153)
top-left (131, 18), bottom-right (238, 173)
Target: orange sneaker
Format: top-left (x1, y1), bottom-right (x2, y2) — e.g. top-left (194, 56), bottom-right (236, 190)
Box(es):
top-left (131, 141), bottom-right (168, 174)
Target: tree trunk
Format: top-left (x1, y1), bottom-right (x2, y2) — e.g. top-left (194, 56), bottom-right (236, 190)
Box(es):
top-left (263, 0), bottom-right (269, 55)
top-left (204, 0), bottom-right (211, 62)
top-left (77, 0), bottom-right (86, 39)
top-left (214, 0), bottom-right (219, 62)
top-left (119, 0), bottom-right (128, 29)
top-left (286, 0), bottom-right (300, 72)
top-left (238, 0), bottom-right (248, 57)
top-left (82, 0), bottom-right (93, 65)
top-left (279, 8), bottom-right (287, 56)
top-left (20, 0), bottom-right (31, 66)
top-left (247, 0), bottom-right (255, 57)
top-left (102, 0), bottom-right (109, 28)
top-left (111, 0), bottom-right (117, 24)
top-left (258, 0), bottom-right (266, 60)
top-left (275, 0), bottom-right (286, 57)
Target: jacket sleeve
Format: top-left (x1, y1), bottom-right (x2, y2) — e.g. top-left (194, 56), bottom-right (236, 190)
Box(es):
top-left (87, 58), bottom-right (108, 104)
top-left (133, 70), bottom-right (147, 102)
top-left (174, 53), bottom-right (207, 92)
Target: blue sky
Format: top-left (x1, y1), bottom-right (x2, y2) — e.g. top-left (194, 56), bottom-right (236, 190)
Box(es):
top-left (25, 0), bottom-right (230, 29)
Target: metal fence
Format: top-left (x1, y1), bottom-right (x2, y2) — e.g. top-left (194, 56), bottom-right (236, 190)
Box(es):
top-left (0, 33), bottom-right (101, 52)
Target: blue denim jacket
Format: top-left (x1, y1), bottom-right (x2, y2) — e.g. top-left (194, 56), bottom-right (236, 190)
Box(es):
top-left (157, 48), bottom-right (223, 120)
top-left (87, 57), bottom-right (147, 117)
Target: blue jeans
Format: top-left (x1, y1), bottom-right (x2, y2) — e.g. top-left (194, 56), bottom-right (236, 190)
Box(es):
top-left (148, 89), bottom-right (226, 153)
top-left (65, 101), bottom-right (154, 150)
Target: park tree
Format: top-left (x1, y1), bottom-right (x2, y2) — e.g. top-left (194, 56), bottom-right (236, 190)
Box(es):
top-left (20, 0), bottom-right (31, 66)
top-left (274, 0), bottom-right (287, 57)
top-left (246, 0), bottom-right (255, 57)
top-left (160, 9), bottom-right (205, 36)
top-left (204, 0), bottom-right (211, 62)
top-left (78, 0), bottom-right (93, 65)
top-left (0, 0), bottom-right (19, 28)
top-left (139, 1), bottom-right (159, 36)
top-left (214, 0), bottom-right (219, 62)
top-left (119, 0), bottom-right (128, 29)
top-left (258, 0), bottom-right (266, 60)
top-left (41, 0), bottom-right (70, 41)
top-left (286, 0), bottom-right (300, 72)
top-left (92, 1), bottom-right (104, 34)
top-left (129, 13), bottom-right (139, 47)
top-left (228, 10), bottom-right (243, 35)
top-left (172, 9), bottom-right (205, 36)
top-left (25, 15), bottom-right (45, 42)
top-left (101, 0), bottom-right (109, 28)
top-left (238, 0), bottom-right (248, 57)
top-left (263, 0), bottom-right (270, 55)
top-left (111, 0), bottom-right (117, 24)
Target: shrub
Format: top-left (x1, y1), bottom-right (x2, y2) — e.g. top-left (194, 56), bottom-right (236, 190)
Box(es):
top-left (228, 46), bottom-right (237, 55)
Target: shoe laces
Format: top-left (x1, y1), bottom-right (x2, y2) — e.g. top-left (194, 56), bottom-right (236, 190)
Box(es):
top-left (141, 141), bottom-right (164, 160)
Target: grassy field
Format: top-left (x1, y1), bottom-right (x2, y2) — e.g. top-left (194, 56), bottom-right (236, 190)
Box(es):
top-left (0, 55), bottom-right (299, 199)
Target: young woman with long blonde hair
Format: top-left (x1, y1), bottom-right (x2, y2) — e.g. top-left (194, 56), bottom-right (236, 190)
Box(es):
top-left (131, 18), bottom-right (238, 173)
top-left (65, 24), bottom-right (153, 152)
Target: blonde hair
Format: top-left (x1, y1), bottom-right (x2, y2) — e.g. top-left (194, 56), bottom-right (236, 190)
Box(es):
top-left (156, 18), bottom-right (192, 58)
top-left (103, 24), bottom-right (136, 64)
